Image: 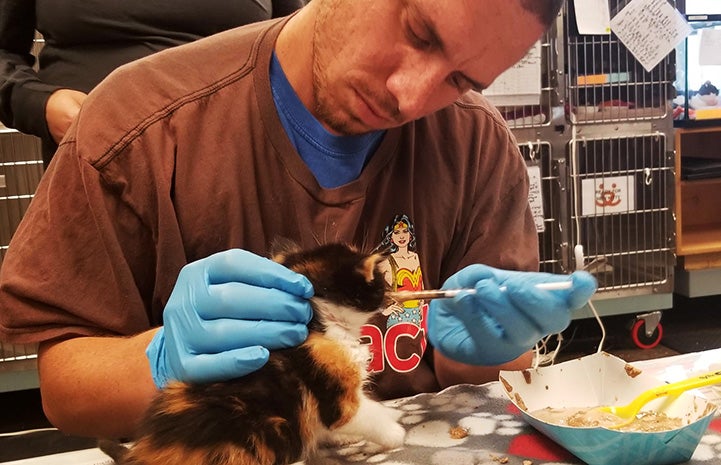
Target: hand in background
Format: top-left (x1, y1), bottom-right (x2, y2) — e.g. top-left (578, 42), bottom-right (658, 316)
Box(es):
top-left (146, 249), bottom-right (314, 388)
top-left (427, 265), bottom-right (597, 365)
top-left (45, 89), bottom-right (87, 143)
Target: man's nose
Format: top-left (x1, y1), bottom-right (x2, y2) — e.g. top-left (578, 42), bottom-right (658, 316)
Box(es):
top-left (386, 58), bottom-right (449, 119)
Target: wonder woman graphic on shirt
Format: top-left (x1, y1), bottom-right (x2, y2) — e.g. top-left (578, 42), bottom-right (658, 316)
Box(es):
top-left (377, 215), bottom-right (424, 327)
top-left (361, 214), bottom-right (429, 375)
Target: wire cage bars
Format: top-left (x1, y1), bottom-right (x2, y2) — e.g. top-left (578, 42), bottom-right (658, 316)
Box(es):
top-left (0, 130), bottom-right (43, 267)
top-left (564, 0), bottom-right (676, 124)
top-left (493, 27), bottom-right (560, 130)
top-left (0, 34), bottom-right (45, 366)
top-left (518, 140), bottom-right (568, 274)
top-left (568, 132), bottom-right (675, 294)
top-left (0, 341), bottom-right (38, 363)
top-left (0, 130), bottom-right (43, 364)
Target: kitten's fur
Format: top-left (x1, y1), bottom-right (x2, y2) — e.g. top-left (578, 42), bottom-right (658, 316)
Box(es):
top-left (100, 242), bottom-right (406, 465)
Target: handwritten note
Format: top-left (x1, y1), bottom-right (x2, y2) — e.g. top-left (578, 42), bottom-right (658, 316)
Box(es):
top-left (610, 0), bottom-right (692, 72)
top-left (526, 164), bottom-right (545, 233)
top-left (699, 28), bottom-right (721, 66)
top-left (574, 0), bottom-right (611, 35)
top-left (483, 41), bottom-right (542, 107)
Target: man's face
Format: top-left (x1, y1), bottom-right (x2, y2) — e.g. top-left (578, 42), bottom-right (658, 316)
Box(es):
top-left (309, 0), bottom-right (546, 135)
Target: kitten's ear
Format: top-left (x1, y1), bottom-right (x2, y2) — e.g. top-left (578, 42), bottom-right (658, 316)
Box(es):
top-left (270, 237), bottom-right (301, 263)
top-left (358, 253), bottom-right (385, 283)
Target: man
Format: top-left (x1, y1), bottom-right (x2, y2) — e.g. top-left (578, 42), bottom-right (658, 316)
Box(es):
top-left (0, 0), bottom-right (595, 440)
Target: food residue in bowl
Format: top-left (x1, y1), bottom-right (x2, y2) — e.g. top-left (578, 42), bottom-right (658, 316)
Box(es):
top-left (624, 364), bottom-right (642, 378)
top-left (530, 406), bottom-right (683, 432)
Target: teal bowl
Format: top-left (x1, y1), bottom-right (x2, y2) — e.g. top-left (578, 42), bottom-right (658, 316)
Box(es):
top-left (500, 352), bottom-right (717, 465)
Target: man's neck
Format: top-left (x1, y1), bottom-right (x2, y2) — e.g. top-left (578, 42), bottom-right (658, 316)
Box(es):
top-left (274, 5), bottom-right (316, 114)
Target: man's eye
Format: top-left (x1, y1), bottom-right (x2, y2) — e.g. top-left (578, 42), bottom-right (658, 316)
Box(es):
top-left (407, 26), bottom-right (432, 50)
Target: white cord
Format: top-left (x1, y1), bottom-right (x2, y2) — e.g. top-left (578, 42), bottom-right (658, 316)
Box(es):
top-left (0, 427), bottom-right (58, 437)
top-left (569, 141), bottom-right (606, 354)
top-left (533, 143), bottom-right (608, 368)
top-left (533, 333), bottom-right (564, 368)
top-left (589, 299), bottom-right (605, 353)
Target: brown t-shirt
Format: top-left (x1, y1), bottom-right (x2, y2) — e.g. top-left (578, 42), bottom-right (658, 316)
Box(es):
top-left (0, 18), bottom-right (538, 399)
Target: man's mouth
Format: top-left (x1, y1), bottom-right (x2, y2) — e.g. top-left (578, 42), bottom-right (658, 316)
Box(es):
top-left (353, 87), bottom-right (398, 128)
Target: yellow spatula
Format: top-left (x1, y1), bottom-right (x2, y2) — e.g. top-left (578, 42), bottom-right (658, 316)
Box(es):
top-left (598, 370), bottom-right (721, 429)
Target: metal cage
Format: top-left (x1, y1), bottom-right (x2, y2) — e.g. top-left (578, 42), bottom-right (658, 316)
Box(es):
top-left (0, 34), bottom-right (45, 379)
top-left (494, 26), bottom-right (560, 130)
top-left (518, 140), bottom-right (568, 274)
top-left (568, 132), bottom-right (674, 294)
top-left (0, 130), bottom-right (43, 266)
top-left (0, 341), bottom-right (38, 363)
top-left (0, 130), bottom-right (43, 369)
top-left (564, 0), bottom-right (675, 124)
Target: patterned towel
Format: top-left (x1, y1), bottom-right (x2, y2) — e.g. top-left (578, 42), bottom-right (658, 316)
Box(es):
top-left (306, 383), bottom-right (721, 465)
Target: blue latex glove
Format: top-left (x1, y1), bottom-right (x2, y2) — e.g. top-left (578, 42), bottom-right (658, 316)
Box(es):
top-left (427, 265), bottom-right (597, 365)
top-left (146, 249), bottom-right (314, 388)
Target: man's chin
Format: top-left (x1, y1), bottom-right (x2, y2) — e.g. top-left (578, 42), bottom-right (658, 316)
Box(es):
top-left (322, 116), bottom-right (377, 136)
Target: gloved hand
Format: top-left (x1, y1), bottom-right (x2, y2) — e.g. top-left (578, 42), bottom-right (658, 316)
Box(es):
top-left (146, 249), bottom-right (314, 388)
top-left (427, 265), bottom-right (597, 365)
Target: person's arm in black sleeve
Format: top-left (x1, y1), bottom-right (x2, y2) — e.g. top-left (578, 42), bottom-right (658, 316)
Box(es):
top-left (0, 0), bottom-right (60, 140)
top-left (271, 0), bottom-right (308, 18)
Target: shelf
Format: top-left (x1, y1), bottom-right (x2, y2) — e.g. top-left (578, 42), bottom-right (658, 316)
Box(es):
top-left (675, 126), bottom-right (721, 268)
top-left (675, 119), bottom-right (721, 129)
top-left (680, 177), bottom-right (721, 187)
top-left (677, 224), bottom-right (721, 256)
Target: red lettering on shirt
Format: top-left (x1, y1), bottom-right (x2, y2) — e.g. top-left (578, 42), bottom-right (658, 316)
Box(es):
top-left (360, 302), bottom-right (430, 374)
top-left (384, 322), bottom-right (424, 373)
top-left (359, 324), bottom-right (385, 372)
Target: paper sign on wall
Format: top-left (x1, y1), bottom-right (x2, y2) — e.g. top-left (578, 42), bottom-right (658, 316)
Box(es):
top-left (574, 0), bottom-right (611, 35)
top-left (581, 175), bottom-right (636, 216)
top-left (483, 41), bottom-right (542, 107)
top-left (527, 164), bottom-right (545, 233)
top-left (610, 0), bottom-right (692, 72)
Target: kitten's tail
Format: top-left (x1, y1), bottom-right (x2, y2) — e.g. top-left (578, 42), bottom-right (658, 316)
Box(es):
top-left (98, 439), bottom-right (130, 464)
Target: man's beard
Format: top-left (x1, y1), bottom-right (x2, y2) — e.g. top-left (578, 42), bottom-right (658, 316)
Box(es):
top-left (310, 43), bottom-right (366, 135)
top-left (309, 1), bottom-right (400, 135)
top-left (309, 1), bottom-right (357, 135)
top-left (311, 65), bottom-right (403, 136)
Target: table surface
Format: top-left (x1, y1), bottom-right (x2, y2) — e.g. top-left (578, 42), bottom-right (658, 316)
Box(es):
top-left (3, 349), bottom-right (721, 465)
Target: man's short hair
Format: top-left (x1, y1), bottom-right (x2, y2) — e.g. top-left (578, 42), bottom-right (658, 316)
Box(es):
top-left (520, 0), bottom-right (565, 27)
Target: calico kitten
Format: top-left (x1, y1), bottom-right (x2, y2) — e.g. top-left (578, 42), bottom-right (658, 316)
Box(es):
top-left (100, 242), bottom-right (406, 465)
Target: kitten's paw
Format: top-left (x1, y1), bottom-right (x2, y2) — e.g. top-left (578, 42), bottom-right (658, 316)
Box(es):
top-left (381, 405), bottom-right (404, 422)
top-left (320, 432), bottom-right (364, 447)
top-left (375, 421), bottom-right (406, 450)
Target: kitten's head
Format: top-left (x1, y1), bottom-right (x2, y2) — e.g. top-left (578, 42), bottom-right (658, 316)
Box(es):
top-left (271, 240), bottom-right (389, 335)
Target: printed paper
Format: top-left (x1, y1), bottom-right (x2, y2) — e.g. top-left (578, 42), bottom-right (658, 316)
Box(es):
top-left (581, 175), bottom-right (636, 216)
top-left (526, 164), bottom-right (545, 233)
top-left (610, 0), bottom-right (692, 72)
top-left (483, 41), bottom-right (542, 106)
